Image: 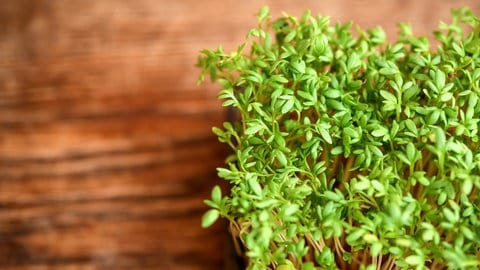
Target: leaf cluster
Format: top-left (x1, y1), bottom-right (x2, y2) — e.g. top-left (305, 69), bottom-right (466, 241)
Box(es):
top-left (198, 6), bottom-right (480, 270)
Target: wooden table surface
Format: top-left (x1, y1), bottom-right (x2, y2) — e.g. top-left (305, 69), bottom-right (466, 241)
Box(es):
top-left (0, 1), bottom-right (478, 269)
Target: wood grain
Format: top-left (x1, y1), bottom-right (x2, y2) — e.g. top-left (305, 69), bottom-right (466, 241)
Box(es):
top-left (0, 0), bottom-right (479, 269)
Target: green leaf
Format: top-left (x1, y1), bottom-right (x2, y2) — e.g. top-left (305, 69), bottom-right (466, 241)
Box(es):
top-left (245, 122), bottom-right (264, 135)
top-left (257, 5), bottom-right (270, 21)
top-left (396, 152), bottom-right (411, 166)
top-left (271, 74), bottom-right (289, 84)
top-left (326, 99), bottom-right (347, 110)
top-left (248, 175), bottom-right (263, 196)
top-left (284, 204), bottom-right (299, 216)
top-left (380, 90), bottom-right (397, 102)
top-left (370, 242), bottom-right (383, 256)
top-left (369, 145), bottom-right (383, 157)
top-left (427, 110), bottom-right (441, 125)
top-left (405, 142), bottom-right (416, 162)
top-left (274, 149), bottom-right (288, 166)
top-left (319, 127), bottom-right (333, 144)
top-left (331, 146), bottom-right (343, 155)
top-left (371, 180), bottom-right (385, 193)
top-left (211, 185), bottom-right (222, 203)
top-left (306, 130), bottom-right (313, 141)
top-left (405, 255), bottom-right (423, 265)
top-left (379, 67), bottom-right (398, 75)
top-left (443, 208), bottom-right (457, 223)
top-left (245, 70), bottom-right (263, 83)
top-left (212, 127), bottom-right (224, 137)
top-left (201, 209), bottom-right (219, 228)
top-left (363, 233), bottom-right (378, 243)
top-left (285, 30), bottom-right (297, 43)
top-left (217, 167), bottom-right (232, 178)
top-left (347, 52), bottom-right (361, 71)
top-left (435, 69), bottom-right (446, 90)
top-left (344, 127), bottom-right (358, 138)
top-left (434, 127), bottom-right (446, 149)
top-left (323, 89), bottom-right (342, 99)
top-left (404, 119), bottom-right (417, 134)
top-left (403, 85), bottom-right (420, 100)
top-left (276, 260), bottom-right (295, 270)
top-left (462, 178), bottom-right (473, 195)
top-left (417, 175), bottom-right (430, 186)
top-left (460, 226), bottom-right (475, 240)
top-left (354, 178), bottom-right (370, 191)
top-left (422, 229), bottom-right (435, 242)
top-left (437, 192), bottom-right (447, 205)
top-left (346, 228), bottom-right (366, 244)
top-left (440, 91), bottom-right (453, 102)
top-left (372, 127), bottom-right (388, 137)
top-left (290, 59), bottom-right (306, 73)
top-left (324, 190), bottom-right (342, 201)
top-left (452, 42), bottom-right (465, 57)
top-left (255, 199), bottom-right (279, 208)
top-left (301, 262), bottom-right (316, 270)
top-left (282, 98), bottom-right (295, 113)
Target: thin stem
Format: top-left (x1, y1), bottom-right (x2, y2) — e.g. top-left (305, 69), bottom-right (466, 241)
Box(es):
top-left (377, 253), bottom-right (383, 270)
top-left (319, 237), bottom-right (326, 250)
top-left (380, 258), bottom-right (387, 270)
top-left (277, 233), bottom-right (300, 268)
top-left (229, 221), bottom-right (243, 256)
top-left (381, 256), bottom-right (393, 270)
top-left (333, 237), bottom-right (347, 270)
top-left (306, 233), bottom-right (325, 251)
top-left (334, 237), bottom-right (347, 254)
top-left (333, 237), bottom-right (343, 259)
top-left (387, 257), bottom-right (397, 270)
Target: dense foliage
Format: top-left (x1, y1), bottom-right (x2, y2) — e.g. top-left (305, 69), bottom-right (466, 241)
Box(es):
top-left (198, 6), bottom-right (480, 270)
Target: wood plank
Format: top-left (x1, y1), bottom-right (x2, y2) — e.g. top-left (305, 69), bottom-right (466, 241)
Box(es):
top-left (0, 115), bottom-right (223, 159)
top-left (0, 144), bottom-right (225, 204)
top-left (0, 94), bottom-right (223, 123)
top-left (0, 136), bottom-right (223, 179)
top-left (0, 215), bottom-right (226, 269)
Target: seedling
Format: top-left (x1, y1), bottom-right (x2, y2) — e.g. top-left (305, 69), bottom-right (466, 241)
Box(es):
top-left (198, 6), bottom-right (480, 270)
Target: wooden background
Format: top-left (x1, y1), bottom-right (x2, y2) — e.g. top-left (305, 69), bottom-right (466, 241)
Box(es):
top-left (0, 1), bottom-right (479, 269)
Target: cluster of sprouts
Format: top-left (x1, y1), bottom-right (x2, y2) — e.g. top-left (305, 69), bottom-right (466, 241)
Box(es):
top-left (199, 7), bottom-right (480, 270)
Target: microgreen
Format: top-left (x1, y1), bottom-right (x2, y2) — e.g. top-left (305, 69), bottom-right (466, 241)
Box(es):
top-left (198, 6), bottom-right (480, 270)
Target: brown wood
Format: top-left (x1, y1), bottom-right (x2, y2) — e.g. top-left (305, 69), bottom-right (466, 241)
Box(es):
top-left (1, 0), bottom-right (479, 269)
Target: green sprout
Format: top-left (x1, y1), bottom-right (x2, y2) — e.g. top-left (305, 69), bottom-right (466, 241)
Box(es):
top-left (198, 6), bottom-right (480, 270)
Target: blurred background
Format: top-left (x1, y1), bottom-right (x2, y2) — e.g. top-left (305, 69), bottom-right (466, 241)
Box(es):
top-left (0, 0), bottom-right (479, 269)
